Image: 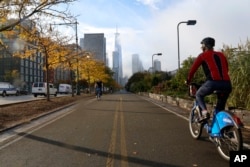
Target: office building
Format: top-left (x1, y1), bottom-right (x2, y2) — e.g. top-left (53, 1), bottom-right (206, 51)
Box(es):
top-left (154, 59), bottom-right (161, 72)
top-left (112, 29), bottom-right (123, 86)
top-left (80, 33), bottom-right (106, 65)
top-left (0, 20), bottom-right (44, 92)
top-left (132, 54), bottom-right (144, 74)
top-left (0, 20), bottom-right (72, 92)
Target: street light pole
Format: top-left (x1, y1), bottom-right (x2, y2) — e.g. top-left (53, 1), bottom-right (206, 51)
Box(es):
top-left (75, 21), bottom-right (80, 95)
top-left (86, 55), bottom-right (90, 94)
top-left (177, 20), bottom-right (196, 70)
top-left (152, 53), bottom-right (162, 73)
top-left (50, 20), bottom-right (80, 95)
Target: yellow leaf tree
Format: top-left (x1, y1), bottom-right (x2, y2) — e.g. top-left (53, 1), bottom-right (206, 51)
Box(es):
top-left (13, 22), bottom-right (73, 101)
top-left (78, 56), bottom-right (110, 91)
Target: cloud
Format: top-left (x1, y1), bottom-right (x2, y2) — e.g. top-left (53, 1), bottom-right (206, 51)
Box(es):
top-left (120, 0), bottom-right (250, 75)
top-left (64, 0), bottom-right (250, 77)
top-left (136, 0), bottom-right (162, 9)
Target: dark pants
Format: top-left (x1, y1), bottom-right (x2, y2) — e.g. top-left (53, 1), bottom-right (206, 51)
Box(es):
top-left (95, 87), bottom-right (102, 96)
top-left (196, 80), bottom-right (232, 111)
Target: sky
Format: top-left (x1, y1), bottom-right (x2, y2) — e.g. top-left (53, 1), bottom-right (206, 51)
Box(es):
top-left (61, 0), bottom-right (250, 77)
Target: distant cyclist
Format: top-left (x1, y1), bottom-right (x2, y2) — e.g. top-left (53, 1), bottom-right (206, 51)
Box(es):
top-left (95, 79), bottom-right (103, 98)
top-left (186, 37), bottom-right (232, 122)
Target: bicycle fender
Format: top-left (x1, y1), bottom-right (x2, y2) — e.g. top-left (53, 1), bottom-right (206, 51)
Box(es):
top-left (209, 111), bottom-right (236, 136)
top-left (215, 111), bottom-right (237, 129)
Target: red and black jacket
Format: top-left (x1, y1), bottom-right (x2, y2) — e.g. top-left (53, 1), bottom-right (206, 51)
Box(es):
top-left (187, 50), bottom-right (230, 82)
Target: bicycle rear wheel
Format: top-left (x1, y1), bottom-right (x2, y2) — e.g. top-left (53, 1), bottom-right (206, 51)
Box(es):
top-left (97, 91), bottom-right (101, 100)
top-left (216, 126), bottom-right (243, 161)
top-left (189, 108), bottom-right (203, 139)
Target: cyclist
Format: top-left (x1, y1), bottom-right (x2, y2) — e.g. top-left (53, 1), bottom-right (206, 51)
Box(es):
top-left (95, 79), bottom-right (103, 98)
top-left (109, 86), bottom-right (113, 94)
top-left (186, 37), bottom-right (232, 122)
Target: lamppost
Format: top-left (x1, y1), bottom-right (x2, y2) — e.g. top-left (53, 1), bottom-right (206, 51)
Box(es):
top-left (177, 20), bottom-right (196, 70)
top-left (86, 55), bottom-right (91, 94)
top-left (50, 20), bottom-right (80, 95)
top-left (152, 53), bottom-right (162, 73)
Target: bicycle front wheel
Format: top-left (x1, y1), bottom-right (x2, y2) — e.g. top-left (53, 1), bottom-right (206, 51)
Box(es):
top-left (217, 126), bottom-right (243, 161)
top-left (189, 108), bottom-right (203, 139)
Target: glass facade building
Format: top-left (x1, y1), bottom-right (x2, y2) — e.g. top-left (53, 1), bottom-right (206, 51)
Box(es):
top-left (80, 33), bottom-right (106, 64)
top-left (0, 36), bottom-right (44, 92)
top-left (0, 21), bottom-right (71, 92)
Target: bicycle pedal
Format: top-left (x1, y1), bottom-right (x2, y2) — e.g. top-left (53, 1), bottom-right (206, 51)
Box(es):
top-left (198, 113), bottom-right (210, 123)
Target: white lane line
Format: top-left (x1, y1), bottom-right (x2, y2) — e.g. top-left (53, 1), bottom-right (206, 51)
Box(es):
top-left (143, 97), bottom-right (189, 121)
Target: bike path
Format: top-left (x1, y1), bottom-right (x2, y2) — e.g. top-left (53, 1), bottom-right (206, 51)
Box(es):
top-left (0, 93), bottom-right (229, 167)
top-left (139, 94), bottom-right (250, 150)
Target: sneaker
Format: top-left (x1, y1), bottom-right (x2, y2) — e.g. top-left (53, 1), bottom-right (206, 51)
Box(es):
top-left (198, 110), bottom-right (210, 122)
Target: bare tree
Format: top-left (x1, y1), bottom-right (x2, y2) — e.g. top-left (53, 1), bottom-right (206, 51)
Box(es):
top-left (0, 0), bottom-right (76, 32)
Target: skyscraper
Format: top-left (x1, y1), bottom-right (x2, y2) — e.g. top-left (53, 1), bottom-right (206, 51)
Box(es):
top-left (80, 33), bottom-right (106, 64)
top-left (132, 54), bottom-right (144, 74)
top-left (112, 29), bottom-right (123, 85)
top-left (154, 59), bottom-right (161, 72)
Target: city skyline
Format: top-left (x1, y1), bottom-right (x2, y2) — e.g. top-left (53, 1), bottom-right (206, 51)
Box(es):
top-left (61, 0), bottom-right (250, 78)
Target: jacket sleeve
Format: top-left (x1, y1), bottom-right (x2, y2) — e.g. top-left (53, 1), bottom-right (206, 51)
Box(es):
top-left (187, 54), bottom-right (203, 83)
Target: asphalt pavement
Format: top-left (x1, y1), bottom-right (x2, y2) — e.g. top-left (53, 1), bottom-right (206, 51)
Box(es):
top-left (0, 92), bottom-right (231, 167)
top-left (1, 92), bottom-right (249, 150)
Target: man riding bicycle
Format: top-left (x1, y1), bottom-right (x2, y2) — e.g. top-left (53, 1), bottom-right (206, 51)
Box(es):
top-left (186, 37), bottom-right (232, 122)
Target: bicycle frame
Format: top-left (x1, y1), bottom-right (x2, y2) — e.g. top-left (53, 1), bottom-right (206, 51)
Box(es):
top-left (192, 100), bottom-right (240, 137)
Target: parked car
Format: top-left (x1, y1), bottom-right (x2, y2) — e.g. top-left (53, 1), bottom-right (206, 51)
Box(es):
top-left (32, 82), bottom-right (57, 97)
top-left (58, 84), bottom-right (72, 94)
top-left (0, 82), bottom-right (19, 97)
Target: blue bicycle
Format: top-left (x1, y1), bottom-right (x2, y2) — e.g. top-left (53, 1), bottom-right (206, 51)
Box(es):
top-left (188, 83), bottom-right (243, 161)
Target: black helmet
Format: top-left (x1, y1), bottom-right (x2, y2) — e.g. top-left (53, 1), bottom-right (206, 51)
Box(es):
top-left (201, 37), bottom-right (215, 49)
